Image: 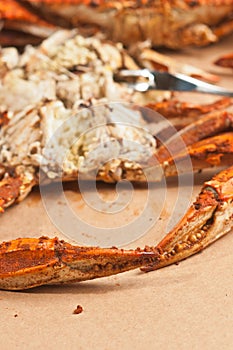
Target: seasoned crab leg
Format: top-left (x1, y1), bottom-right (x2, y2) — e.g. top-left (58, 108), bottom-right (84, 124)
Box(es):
top-left (142, 165), bottom-right (233, 272)
top-left (0, 236), bottom-right (158, 290)
top-left (213, 19), bottom-right (233, 41)
top-left (155, 106), bottom-right (233, 162)
top-left (0, 167), bottom-right (37, 212)
top-left (131, 45), bottom-right (220, 83)
top-left (0, 29), bottom-right (46, 47)
top-left (161, 132), bottom-right (233, 178)
top-left (146, 97), bottom-right (232, 125)
top-left (214, 53), bottom-right (233, 69)
top-left (145, 97), bottom-right (233, 134)
top-left (0, 0), bottom-right (56, 37)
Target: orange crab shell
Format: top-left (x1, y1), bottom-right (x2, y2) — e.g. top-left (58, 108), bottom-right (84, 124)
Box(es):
top-left (0, 236), bottom-right (158, 290)
top-left (214, 53), bottom-right (233, 68)
top-left (0, 0), bottom-right (54, 26)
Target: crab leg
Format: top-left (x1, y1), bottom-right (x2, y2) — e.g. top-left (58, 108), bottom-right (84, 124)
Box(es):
top-left (146, 97), bottom-right (232, 125)
top-left (143, 98), bottom-right (233, 152)
top-left (155, 106), bottom-right (233, 162)
top-left (162, 132), bottom-right (233, 178)
top-left (0, 236), bottom-right (158, 290)
top-left (0, 167), bottom-right (37, 212)
top-left (0, 29), bottom-right (45, 46)
top-left (214, 53), bottom-right (233, 69)
top-left (142, 165), bottom-right (233, 272)
top-left (213, 19), bottom-right (233, 41)
top-left (0, 0), bottom-right (56, 37)
top-left (131, 45), bottom-right (220, 83)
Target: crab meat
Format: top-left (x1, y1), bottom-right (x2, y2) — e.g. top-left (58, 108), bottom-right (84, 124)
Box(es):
top-left (130, 43), bottom-right (220, 83)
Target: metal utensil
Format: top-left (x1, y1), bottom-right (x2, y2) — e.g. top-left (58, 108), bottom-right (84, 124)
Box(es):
top-left (115, 69), bottom-right (233, 96)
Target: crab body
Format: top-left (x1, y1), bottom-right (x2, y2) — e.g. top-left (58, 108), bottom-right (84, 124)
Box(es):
top-left (0, 0), bottom-right (233, 47)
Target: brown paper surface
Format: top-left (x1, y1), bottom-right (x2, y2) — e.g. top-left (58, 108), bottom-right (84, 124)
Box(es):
top-left (0, 34), bottom-right (233, 350)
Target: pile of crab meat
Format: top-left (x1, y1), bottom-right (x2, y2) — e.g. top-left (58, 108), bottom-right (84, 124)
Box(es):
top-left (0, 30), bottom-right (171, 186)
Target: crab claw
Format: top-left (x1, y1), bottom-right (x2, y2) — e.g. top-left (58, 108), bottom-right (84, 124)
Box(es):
top-left (142, 165), bottom-right (233, 272)
top-left (0, 237), bottom-right (158, 290)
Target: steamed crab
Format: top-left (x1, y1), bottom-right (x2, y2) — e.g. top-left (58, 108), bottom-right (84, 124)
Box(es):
top-left (0, 30), bottom-right (233, 290)
top-left (0, 0), bottom-right (233, 48)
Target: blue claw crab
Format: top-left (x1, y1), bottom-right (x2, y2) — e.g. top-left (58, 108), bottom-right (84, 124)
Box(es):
top-left (0, 29), bottom-right (233, 290)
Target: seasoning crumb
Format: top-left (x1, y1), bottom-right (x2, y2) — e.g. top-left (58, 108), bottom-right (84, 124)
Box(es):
top-left (14, 314), bottom-right (18, 318)
top-left (73, 305), bottom-right (83, 315)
